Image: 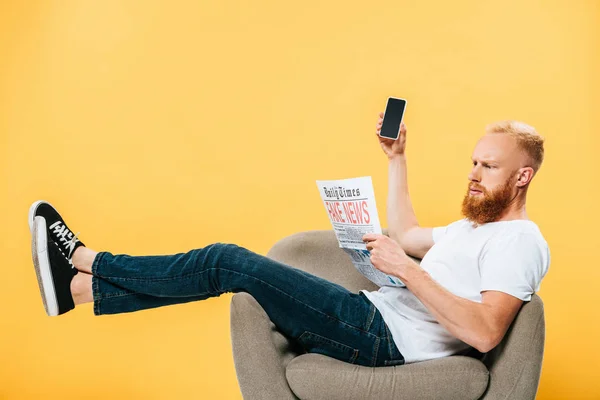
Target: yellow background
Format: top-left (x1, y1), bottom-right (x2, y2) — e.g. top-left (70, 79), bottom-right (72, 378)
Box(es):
top-left (1, 1), bottom-right (598, 399)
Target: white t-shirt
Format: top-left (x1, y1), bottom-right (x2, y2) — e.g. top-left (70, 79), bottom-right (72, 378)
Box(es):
top-left (360, 218), bottom-right (550, 364)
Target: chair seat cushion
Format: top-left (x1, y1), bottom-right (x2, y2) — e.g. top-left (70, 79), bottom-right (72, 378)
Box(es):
top-left (285, 353), bottom-right (489, 400)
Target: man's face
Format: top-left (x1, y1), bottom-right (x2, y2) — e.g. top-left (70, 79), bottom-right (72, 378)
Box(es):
top-left (461, 134), bottom-right (521, 226)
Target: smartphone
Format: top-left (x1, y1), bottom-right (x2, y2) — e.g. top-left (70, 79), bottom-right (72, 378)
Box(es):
top-left (379, 97), bottom-right (407, 140)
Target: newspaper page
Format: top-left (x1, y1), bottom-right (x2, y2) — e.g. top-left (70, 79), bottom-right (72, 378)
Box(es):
top-left (316, 176), bottom-right (405, 287)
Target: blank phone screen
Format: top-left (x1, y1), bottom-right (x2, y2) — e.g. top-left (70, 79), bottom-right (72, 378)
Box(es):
top-left (380, 98), bottom-right (407, 140)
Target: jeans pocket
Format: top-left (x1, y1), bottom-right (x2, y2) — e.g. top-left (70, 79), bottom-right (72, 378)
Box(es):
top-left (297, 331), bottom-right (360, 364)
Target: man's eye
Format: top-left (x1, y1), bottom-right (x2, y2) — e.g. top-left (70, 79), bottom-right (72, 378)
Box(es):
top-left (472, 162), bottom-right (491, 168)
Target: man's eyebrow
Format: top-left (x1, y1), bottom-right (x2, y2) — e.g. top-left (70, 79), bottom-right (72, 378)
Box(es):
top-left (471, 157), bottom-right (498, 164)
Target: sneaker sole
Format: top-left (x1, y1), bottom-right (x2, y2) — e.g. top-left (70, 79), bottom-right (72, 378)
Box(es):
top-left (28, 200), bottom-right (52, 233)
top-left (31, 216), bottom-right (59, 316)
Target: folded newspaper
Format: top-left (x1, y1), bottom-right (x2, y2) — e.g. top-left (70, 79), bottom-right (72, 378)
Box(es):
top-left (316, 176), bottom-right (405, 288)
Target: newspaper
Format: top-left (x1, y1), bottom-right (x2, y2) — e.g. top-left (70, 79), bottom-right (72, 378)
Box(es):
top-left (316, 176), bottom-right (405, 288)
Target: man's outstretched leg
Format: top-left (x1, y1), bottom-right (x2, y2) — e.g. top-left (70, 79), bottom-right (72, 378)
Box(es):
top-left (29, 200), bottom-right (214, 315)
top-left (29, 200), bottom-right (405, 367)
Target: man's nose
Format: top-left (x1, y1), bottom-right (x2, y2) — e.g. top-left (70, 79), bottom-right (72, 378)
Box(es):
top-left (468, 167), bottom-right (480, 182)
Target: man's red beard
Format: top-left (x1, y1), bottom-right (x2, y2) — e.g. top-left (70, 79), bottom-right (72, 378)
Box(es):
top-left (461, 177), bottom-right (518, 227)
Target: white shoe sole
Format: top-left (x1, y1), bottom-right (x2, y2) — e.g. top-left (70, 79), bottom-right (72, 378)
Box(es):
top-left (31, 216), bottom-right (59, 316)
top-left (28, 200), bottom-right (53, 233)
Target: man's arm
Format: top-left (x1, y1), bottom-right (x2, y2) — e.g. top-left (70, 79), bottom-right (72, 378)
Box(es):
top-left (376, 118), bottom-right (423, 249)
top-left (387, 155), bottom-right (437, 259)
top-left (402, 263), bottom-right (523, 353)
top-left (387, 154), bottom-right (419, 243)
top-left (364, 233), bottom-right (524, 353)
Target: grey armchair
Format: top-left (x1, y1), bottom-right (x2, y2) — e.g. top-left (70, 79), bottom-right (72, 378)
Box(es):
top-left (230, 229), bottom-right (546, 400)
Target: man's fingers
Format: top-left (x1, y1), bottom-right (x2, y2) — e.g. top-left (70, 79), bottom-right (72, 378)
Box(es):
top-left (363, 233), bottom-right (381, 241)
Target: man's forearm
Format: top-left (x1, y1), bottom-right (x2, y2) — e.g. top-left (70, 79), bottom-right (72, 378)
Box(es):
top-left (401, 262), bottom-right (498, 353)
top-left (387, 155), bottom-right (419, 243)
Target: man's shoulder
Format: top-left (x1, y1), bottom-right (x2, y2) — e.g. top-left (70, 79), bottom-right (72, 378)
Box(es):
top-left (485, 222), bottom-right (548, 253)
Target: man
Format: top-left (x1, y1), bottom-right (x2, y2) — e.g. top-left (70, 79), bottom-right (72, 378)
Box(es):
top-left (28, 113), bottom-right (549, 367)
top-left (361, 115), bottom-right (550, 363)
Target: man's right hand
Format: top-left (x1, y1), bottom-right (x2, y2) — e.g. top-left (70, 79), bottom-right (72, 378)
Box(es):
top-left (376, 111), bottom-right (407, 159)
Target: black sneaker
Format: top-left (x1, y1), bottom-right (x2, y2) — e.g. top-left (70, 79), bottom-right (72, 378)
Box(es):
top-left (28, 200), bottom-right (86, 266)
top-left (31, 216), bottom-right (78, 316)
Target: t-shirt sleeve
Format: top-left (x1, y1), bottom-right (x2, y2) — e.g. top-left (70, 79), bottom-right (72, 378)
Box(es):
top-left (432, 219), bottom-right (466, 244)
top-left (479, 233), bottom-right (550, 302)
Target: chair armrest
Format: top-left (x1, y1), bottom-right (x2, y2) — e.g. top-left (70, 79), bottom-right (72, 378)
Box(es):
top-left (479, 294), bottom-right (546, 399)
top-left (230, 292), bottom-right (300, 400)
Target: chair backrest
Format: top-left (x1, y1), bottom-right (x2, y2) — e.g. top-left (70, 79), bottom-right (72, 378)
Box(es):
top-left (478, 294), bottom-right (545, 399)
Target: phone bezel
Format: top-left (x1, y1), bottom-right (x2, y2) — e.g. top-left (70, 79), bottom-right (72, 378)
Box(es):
top-left (379, 97), bottom-right (407, 140)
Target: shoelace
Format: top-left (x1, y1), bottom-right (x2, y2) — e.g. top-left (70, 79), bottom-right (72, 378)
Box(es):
top-left (50, 221), bottom-right (81, 260)
top-left (63, 231), bottom-right (81, 260)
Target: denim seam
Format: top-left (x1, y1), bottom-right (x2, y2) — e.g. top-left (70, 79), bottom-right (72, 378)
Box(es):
top-left (371, 335), bottom-right (380, 367)
top-left (95, 268), bottom-right (211, 283)
top-left (298, 331), bottom-right (360, 364)
top-left (298, 331), bottom-right (357, 350)
top-left (382, 323), bottom-right (404, 366)
top-left (92, 275), bottom-right (101, 315)
top-left (351, 348), bottom-right (359, 364)
top-left (93, 296), bottom-right (100, 315)
top-left (386, 323), bottom-right (393, 360)
top-left (95, 292), bottom-right (139, 316)
top-left (91, 251), bottom-right (106, 276)
top-left (102, 292), bottom-right (139, 299)
top-left (98, 266), bottom-right (377, 337)
top-left (364, 303), bottom-right (376, 332)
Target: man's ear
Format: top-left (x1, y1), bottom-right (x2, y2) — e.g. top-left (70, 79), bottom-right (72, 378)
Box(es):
top-left (516, 167), bottom-right (534, 187)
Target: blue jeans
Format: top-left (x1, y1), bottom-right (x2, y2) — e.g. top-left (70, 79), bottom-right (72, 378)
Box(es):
top-left (91, 242), bottom-right (405, 367)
